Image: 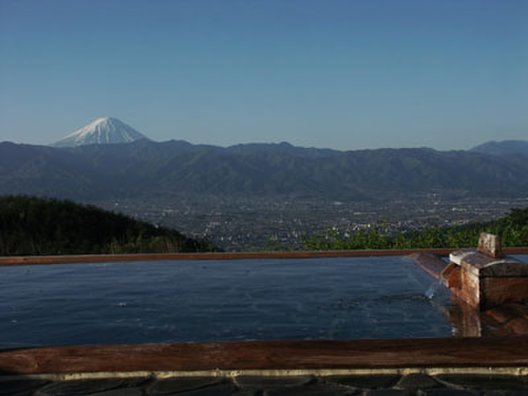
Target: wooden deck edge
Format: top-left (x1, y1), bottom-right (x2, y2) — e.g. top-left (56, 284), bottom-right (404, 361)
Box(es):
top-left (1, 248), bottom-right (527, 267)
top-left (409, 252), bottom-right (448, 280)
top-left (0, 249), bottom-right (487, 266)
top-left (0, 249), bottom-right (454, 266)
top-left (2, 338), bottom-right (528, 375)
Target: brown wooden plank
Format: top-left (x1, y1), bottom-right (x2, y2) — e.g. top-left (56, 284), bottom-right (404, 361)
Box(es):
top-left (409, 253), bottom-right (447, 280)
top-left (1, 248), bottom-right (527, 267)
top-left (2, 248), bottom-right (527, 267)
top-left (1, 338), bottom-right (528, 374)
top-left (0, 249), bottom-right (467, 266)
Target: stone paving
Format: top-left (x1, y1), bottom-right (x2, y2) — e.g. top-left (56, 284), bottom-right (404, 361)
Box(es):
top-left (2, 374), bottom-right (528, 396)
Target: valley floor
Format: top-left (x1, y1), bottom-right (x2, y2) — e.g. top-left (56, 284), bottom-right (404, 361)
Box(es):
top-left (90, 195), bottom-right (528, 251)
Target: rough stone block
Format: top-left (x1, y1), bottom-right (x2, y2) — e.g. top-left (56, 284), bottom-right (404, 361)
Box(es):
top-left (89, 388), bottom-right (143, 396)
top-left (231, 390), bottom-right (259, 396)
top-left (35, 379), bottom-right (126, 396)
top-left (423, 390), bottom-right (478, 396)
top-left (505, 317), bottom-right (528, 335)
top-left (324, 375), bottom-right (400, 389)
top-left (264, 382), bottom-right (350, 395)
top-left (485, 305), bottom-right (520, 324)
top-left (478, 233), bottom-right (504, 258)
top-left (435, 375), bottom-right (528, 391)
top-left (235, 376), bottom-right (312, 389)
top-left (364, 390), bottom-right (411, 396)
top-left (147, 377), bottom-right (222, 395)
top-left (0, 379), bottom-right (49, 396)
top-left (175, 383), bottom-right (238, 396)
top-left (481, 278), bottom-right (528, 308)
top-left (447, 243), bottom-right (528, 310)
top-left (395, 374), bottom-right (442, 390)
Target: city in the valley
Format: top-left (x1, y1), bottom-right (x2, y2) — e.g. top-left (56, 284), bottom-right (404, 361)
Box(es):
top-left (92, 194), bottom-right (528, 251)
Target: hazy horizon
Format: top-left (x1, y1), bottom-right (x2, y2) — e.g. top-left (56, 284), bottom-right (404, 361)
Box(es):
top-left (2, 114), bottom-right (526, 152)
top-left (1, 0), bottom-right (527, 151)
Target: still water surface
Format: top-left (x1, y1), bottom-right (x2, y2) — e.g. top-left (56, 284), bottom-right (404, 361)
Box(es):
top-left (0, 257), bottom-right (454, 346)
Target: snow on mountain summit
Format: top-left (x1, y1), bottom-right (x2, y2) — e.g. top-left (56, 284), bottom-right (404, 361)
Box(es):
top-left (54, 117), bottom-right (150, 147)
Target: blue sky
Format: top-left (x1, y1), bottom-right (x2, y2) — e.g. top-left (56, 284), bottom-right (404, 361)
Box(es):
top-left (0, 0), bottom-right (526, 150)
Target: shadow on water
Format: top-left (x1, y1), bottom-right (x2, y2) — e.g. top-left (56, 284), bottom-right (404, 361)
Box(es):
top-left (440, 297), bottom-right (492, 337)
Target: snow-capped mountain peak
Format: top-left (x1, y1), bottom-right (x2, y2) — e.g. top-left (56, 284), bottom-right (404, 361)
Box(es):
top-left (54, 117), bottom-right (150, 147)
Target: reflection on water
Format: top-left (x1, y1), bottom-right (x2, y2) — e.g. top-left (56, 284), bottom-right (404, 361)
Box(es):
top-left (438, 297), bottom-right (481, 337)
top-left (442, 295), bottom-right (522, 337)
top-left (1, 257), bottom-right (460, 347)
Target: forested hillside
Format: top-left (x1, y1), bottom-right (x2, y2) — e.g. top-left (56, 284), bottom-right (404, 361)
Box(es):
top-left (303, 207), bottom-right (528, 250)
top-left (0, 196), bottom-right (215, 256)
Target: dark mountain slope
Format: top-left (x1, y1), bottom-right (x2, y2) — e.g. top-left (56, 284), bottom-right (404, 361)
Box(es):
top-left (0, 142), bottom-right (117, 199)
top-left (470, 140), bottom-right (528, 156)
top-left (1, 140), bottom-right (527, 200)
top-left (0, 195), bottom-right (214, 255)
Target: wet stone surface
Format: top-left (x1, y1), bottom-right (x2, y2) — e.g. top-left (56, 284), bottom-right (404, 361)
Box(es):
top-left (89, 388), bottom-right (144, 396)
top-left (435, 375), bottom-right (528, 391)
top-left (171, 383), bottom-right (238, 396)
top-left (0, 379), bottom-right (50, 395)
top-left (34, 379), bottom-right (133, 396)
top-left (324, 375), bottom-right (400, 389)
top-left (234, 376), bottom-right (312, 389)
top-left (364, 390), bottom-right (411, 396)
top-left (147, 377), bottom-right (222, 395)
top-left (263, 382), bottom-right (352, 395)
top-left (422, 390), bottom-right (479, 396)
top-left (395, 374), bottom-right (442, 390)
top-left (2, 374), bottom-right (528, 395)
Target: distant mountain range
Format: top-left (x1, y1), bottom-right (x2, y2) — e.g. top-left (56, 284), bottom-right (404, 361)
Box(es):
top-left (1, 137), bottom-right (527, 201)
top-left (0, 117), bottom-right (524, 200)
top-left (470, 140), bottom-right (528, 157)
